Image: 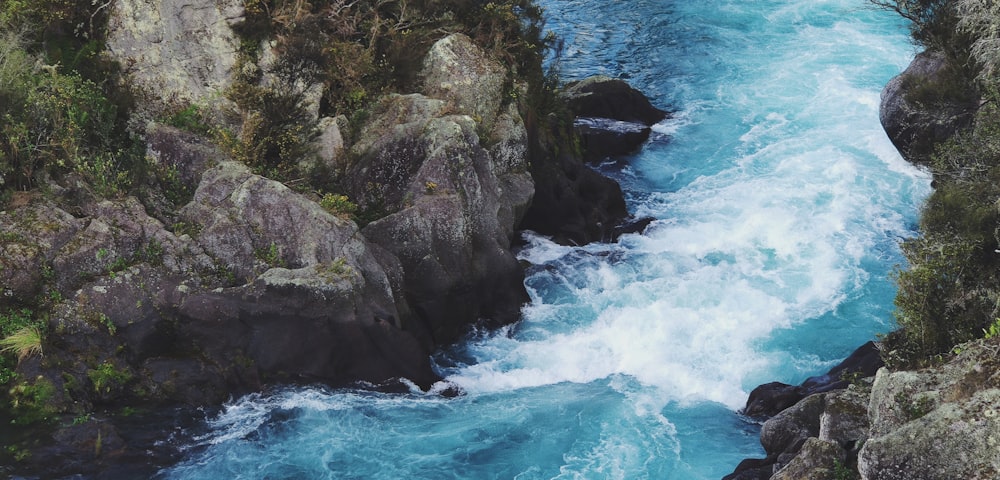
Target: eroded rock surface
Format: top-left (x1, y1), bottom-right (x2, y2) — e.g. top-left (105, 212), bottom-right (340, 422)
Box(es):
top-left (106, 0), bottom-right (243, 114)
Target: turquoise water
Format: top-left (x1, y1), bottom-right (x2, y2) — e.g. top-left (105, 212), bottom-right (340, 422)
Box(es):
top-left (159, 1), bottom-right (930, 478)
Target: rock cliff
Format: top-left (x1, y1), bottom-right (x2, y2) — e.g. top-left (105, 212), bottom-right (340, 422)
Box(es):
top-left (1, 1), bottom-right (660, 475)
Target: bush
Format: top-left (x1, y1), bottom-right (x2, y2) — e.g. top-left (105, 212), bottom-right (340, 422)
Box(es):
top-left (956, 0), bottom-right (1000, 86)
top-left (319, 193), bottom-right (357, 219)
top-left (868, 0), bottom-right (959, 52)
top-left (0, 30), bottom-right (140, 196)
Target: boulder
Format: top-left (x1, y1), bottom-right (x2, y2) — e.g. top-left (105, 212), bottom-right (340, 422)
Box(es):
top-left (880, 50), bottom-right (979, 165)
top-left (760, 393), bottom-right (825, 458)
top-left (729, 342), bottom-right (881, 479)
top-left (574, 117), bottom-right (657, 162)
top-left (771, 438), bottom-right (845, 480)
top-left (561, 76), bottom-right (670, 163)
top-left (421, 33), bottom-right (507, 133)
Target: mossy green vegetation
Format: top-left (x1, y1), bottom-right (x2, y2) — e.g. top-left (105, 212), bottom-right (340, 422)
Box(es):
top-left (0, 19), bottom-right (141, 199)
top-left (0, 309), bottom-right (45, 387)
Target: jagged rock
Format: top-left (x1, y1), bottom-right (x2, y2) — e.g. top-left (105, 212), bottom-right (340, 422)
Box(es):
top-left (760, 393), bottom-right (825, 458)
top-left (0, 194), bottom-right (83, 306)
top-left (729, 342), bottom-right (881, 480)
top-left (519, 149), bottom-right (629, 245)
top-left (880, 50), bottom-right (979, 165)
top-left (819, 387), bottom-right (869, 450)
top-left (105, 0), bottom-right (244, 115)
top-left (858, 338), bottom-right (1000, 480)
top-left (308, 116), bottom-right (348, 173)
top-left (146, 123), bottom-right (220, 194)
top-left (346, 101), bottom-right (530, 346)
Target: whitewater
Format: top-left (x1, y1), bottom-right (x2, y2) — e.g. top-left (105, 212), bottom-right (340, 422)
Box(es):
top-left (159, 1), bottom-right (931, 478)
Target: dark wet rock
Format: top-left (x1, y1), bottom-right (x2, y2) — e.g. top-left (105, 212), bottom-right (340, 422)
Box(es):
top-left (880, 50), bottom-right (978, 165)
top-left (519, 150), bottom-right (629, 246)
top-left (611, 216), bottom-right (655, 240)
top-left (562, 77), bottom-right (669, 163)
top-left (574, 117), bottom-right (655, 163)
top-left (562, 75), bottom-right (669, 125)
top-left (744, 341), bottom-right (882, 418)
top-left (729, 341), bottom-right (882, 479)
top-left (724, 456), bottom-right (780, 480)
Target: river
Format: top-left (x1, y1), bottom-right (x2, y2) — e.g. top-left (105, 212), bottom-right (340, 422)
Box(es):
top-left (159, 1), bottom-right (930, 478)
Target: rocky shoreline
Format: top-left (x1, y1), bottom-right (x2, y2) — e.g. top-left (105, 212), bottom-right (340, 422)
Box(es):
top-left (0, 1), bottom-right (669, 475)
top-left (724, 50), bottom-right (998, 480)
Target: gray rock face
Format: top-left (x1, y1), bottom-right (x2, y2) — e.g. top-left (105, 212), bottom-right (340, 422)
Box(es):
top-left (105, 0), bottom-right (243, 114)
top-left (858, 338), bottom-right (1000, 480)
top-left (421, 34), bottom-right (508, 133)
top-left (344, 35), bottom-right (535, 345)
top-left (771, 437), bottom-right (845, 480)
top-left (880, 50), bottom-right (978, 164)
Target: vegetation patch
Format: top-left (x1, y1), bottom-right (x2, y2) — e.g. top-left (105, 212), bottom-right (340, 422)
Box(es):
top-left (0, 308), bottom-right (45, 386)
top-left (876, 1), bottom-right (1000, 368)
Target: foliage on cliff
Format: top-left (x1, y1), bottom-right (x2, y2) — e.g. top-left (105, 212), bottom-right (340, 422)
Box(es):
top-left (221, 0), bottom-right (555, 179)
top-left (880, 0), bottom-right (1000, 366)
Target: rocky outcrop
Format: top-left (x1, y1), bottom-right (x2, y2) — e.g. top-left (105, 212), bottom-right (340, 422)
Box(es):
top-left (726, 383), bottom-right (871, 480)
top-left (727, 342), bottom-right (882, 479)
top-left (343, 34), bottom-right (534, 347)
top-left (857, 338), bottom-right (1000, 480)
top-left (1, 2), bottom-right (667, 477)
top-left (879, 50), bottom-right (979, 165)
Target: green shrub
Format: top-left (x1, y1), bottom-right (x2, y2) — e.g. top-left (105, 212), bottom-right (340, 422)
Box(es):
top-left (7, 376), bottom-right (56, 424)
top-left (956, 0), bottom-right (1000, 86)
top-left (868, 0), bottom-right (961, 53)
top-left (319, 193), bottom-right (357, 219)
top-left (164, 104), bottom-right (212, 135)
top-left (0, 33), bottom-right (140, 195)
top-left (86, 361), bottom-right (131, 395)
